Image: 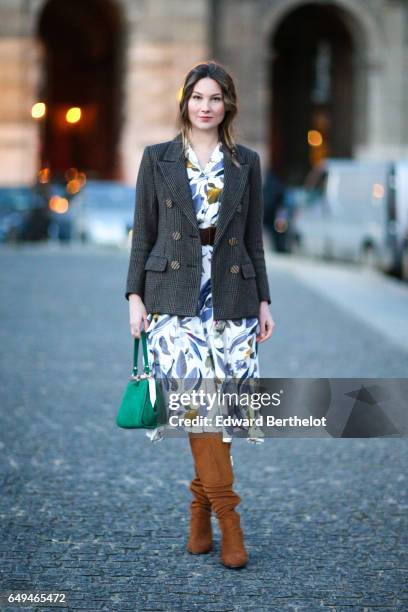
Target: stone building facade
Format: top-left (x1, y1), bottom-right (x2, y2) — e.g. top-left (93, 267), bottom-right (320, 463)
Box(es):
top-left (0, 0), bottom-right (407, 186)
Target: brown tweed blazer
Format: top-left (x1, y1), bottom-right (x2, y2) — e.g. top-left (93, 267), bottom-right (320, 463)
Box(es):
top-left (125, 132), bottom-right (271, 319)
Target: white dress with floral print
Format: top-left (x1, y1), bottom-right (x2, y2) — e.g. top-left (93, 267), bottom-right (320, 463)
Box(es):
top-left (145, 141), bottom-right (264, 444)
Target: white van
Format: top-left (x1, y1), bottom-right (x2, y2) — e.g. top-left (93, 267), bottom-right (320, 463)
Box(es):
top-left (293, 158), bottom-right (408, 277)
top-left (394, 160), bottom-right (408, 280)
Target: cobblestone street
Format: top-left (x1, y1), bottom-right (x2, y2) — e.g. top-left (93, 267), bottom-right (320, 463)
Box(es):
top-left (1, 244), bottom-right (407, 611)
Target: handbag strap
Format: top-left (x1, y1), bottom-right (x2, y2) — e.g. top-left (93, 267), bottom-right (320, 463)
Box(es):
top-left (132, 331), bottom-right (151, 376)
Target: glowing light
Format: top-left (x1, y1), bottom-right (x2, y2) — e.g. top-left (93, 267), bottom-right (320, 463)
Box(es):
top-left (308, 130), bottom-right (323, 147)
top-left (64, 168), bottom-right (86, 189)
top-left (38, 168), bottom-right (50, 184)
top-left (77, 172), bottom-right (87, 187)
top-left (66, 179), bottom-right (81, 195)
top-left (372, 183), bottom-right (384, 198)
top-left (65, 167), bottom-right (78, 182)
top-left (31, 102), bottom-right (46, 119)
top-left (66, 107), bottom-right (81, 123)
top-left (49, 195), bottom-right (69, 214)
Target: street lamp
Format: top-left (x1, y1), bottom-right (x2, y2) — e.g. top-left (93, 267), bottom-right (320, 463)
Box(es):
top-left (31, 101), bottom-right (47, 171)
top-left (66, 107), bottom-right (81, 124)
top-left (31, 102), bottom-right (46, 119)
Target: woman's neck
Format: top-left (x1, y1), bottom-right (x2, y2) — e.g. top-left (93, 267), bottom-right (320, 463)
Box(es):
top-left (187, 128), bottom-right (220, 151)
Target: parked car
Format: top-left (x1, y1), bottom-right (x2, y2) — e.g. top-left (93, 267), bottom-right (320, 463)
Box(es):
top-left (70, 180), bottom-right (135, 247)
top-left (292, 159), bottom-right (408, 276)
top-left (0, 186), bottom-right (37, 242)
top-left (41, 179), bottom-right (135, 246)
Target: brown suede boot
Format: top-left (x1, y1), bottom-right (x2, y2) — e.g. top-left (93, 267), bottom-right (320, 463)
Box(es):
top-left (187, 472), bottom-right (213, 554)
top-left (188, 433), bottom-right (248, 569)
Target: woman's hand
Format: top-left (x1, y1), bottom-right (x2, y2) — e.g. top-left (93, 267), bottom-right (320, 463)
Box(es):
top-left (129, 294), bottom-right (149, 338)
top-left (256, 301), bottom-right (275, 343)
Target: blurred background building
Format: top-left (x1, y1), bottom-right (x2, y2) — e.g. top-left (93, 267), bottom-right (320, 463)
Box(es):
top-left (0, 0), bottom-right (407, 187)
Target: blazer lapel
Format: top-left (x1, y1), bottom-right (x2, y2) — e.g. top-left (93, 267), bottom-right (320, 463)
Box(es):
top-left (214, 144), bottom-right (249, 249)
top-left (157, 134), bottom-right (200, 231)
top-left (157, 133), bottom-right (249, 246)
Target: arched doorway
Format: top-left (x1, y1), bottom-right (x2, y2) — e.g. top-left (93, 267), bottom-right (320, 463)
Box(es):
top-left (37, 0), bottom-right (124, 181)
top-left (269, 2), bottom-right (355, 185)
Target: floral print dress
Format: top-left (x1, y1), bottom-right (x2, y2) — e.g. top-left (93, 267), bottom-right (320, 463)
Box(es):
top-left (145, 140), bottom-right (264, 445)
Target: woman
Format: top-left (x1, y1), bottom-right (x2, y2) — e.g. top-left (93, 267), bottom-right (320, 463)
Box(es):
top-left (126, 61), bottom-right (275, 569)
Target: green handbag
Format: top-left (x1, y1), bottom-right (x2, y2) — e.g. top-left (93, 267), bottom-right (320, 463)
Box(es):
top-left (116, 331), bottom-right (167, 429)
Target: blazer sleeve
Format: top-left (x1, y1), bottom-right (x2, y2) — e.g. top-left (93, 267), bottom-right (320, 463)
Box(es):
top-left (244, 151), bottom-right (271, 304)
top-left (125, 146), bottom-right (158, 301)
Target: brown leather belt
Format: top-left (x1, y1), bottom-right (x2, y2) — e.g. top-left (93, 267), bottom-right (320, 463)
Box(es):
top-left (199, 226), bottom-right (217, 245)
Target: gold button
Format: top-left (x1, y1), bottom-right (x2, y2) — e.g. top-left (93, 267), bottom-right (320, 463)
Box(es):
top-left (170, 260), bottom-right (180, 270)
top-left (172, 231), bottom-right (181, 240)
top-left (230, 264), bottom-right (239, 274)
top-left (228, 237), bottom-right (238, 246)
top-left (165, 198), bottom-right (173, 208)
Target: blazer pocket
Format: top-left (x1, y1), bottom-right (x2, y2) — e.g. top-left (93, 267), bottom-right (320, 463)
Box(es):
top-left (144, 255), bottom-right (168, 272)
top-left (241, 262), bottom-right (256, 279)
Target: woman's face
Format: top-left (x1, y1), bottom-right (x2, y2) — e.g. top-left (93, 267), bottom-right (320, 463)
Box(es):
top-left (187, 77), bottom-right (225, 133)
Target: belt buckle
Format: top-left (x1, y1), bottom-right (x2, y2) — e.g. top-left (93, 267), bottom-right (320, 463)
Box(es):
top-left (207, 226), bottom-right (214, 243)
top-left (200, 225), bottom-right (216, 245)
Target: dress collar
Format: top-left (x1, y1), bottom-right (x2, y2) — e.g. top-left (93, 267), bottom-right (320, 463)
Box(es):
top-left (186, 140), bottom-right (223, 173)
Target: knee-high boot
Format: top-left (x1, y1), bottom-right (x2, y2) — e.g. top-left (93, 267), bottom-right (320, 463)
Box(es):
top-left (187, 461), bottom-right (213, 554)
top-left (188, 433), bottom-right (248, 568)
